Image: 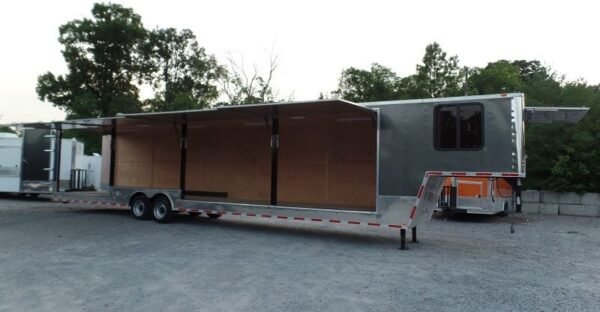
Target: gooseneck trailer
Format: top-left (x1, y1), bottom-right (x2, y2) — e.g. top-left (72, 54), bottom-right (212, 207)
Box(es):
top-left (10, 94), bottom-right (588, 248)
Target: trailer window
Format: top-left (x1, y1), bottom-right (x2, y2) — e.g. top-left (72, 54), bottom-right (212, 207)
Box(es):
top-left (436, 106), bottom-right (457, 148)
top-left (435, 103), bottom-right (482, 150)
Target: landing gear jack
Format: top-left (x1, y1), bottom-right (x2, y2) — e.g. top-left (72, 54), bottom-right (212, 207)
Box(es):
top-left (400, 227), bottom-right (418, 250)
top-left (412, 227), bottom-right (418, 243)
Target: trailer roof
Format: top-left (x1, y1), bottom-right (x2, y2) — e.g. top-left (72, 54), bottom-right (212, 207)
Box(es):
top-left (120, 99), bottom-right (374, 124)
top-left (7, 99), bottom-right (375, 131)
top-left (361, 93), bottom-right (525, 106)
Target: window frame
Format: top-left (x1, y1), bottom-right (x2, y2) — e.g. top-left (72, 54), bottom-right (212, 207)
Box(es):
top-left (433, 102), bottom-right (484, 151)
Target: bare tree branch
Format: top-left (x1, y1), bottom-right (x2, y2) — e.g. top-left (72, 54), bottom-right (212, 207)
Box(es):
top-left (219, 48), bottom-right (281, 105)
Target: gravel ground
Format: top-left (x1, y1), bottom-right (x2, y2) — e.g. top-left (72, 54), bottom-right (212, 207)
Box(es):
top-left (0, 195), bottom-right (599, 312)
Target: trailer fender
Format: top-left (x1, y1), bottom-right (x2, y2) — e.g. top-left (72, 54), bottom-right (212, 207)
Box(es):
top-left (128, 191), bottom-right (149, 206)
top-left (150, 192), bottom-right (176, 212)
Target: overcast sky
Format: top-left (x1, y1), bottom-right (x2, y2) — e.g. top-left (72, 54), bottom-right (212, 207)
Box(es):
top-left (0, 0), bottom-right (598, 123)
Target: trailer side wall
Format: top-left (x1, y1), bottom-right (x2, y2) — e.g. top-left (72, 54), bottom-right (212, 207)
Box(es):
top-left (371, 97), bottom-right (515, 196)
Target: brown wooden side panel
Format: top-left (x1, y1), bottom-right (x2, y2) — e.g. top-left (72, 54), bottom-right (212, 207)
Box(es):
top-left (278, 122), bottom-right (328, 205)
top-left (278, 118), bottom-right (376, 210)
top-left (151, 127), bottom-right (180, 189)
top-left (114, 130), bottom-right (153, 188)
top-left (186, 122), bottom-right (271, 203)
top-left (114, 125), bottom-right (180, 189)
top-left (327, 121), bottom-right (376, 209)
top-left (327, 162), bottom-right (375, 208)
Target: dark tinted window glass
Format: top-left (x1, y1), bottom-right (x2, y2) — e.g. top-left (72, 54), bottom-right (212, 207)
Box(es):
top-left (436, 106), bottom-right (457, 148)
top-left (434, 103), bottom-right (482, 149)
top-left (459, 105), bottom-right (482, 148)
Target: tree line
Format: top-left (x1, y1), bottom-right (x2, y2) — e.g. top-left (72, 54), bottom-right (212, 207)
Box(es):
top-left (37, 3), bottom-right (599, 192)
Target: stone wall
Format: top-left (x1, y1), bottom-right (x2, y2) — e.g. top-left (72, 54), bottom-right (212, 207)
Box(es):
top-left (521, 190), bottom-right (600, 217)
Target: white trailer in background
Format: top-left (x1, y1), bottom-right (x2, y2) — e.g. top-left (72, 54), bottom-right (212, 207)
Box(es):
top-left (0, 129), bottom-right (57, 196)
top-left (0, 131), bottom-right (101, 195)
top-left (58, 139), bottom-right (102, 191)
top-left (75, 154), bottom-right (102, 190)
top-left (0, 133), bottom-right (23, 193)
top-left (8, 94), bottom-right (588, 249)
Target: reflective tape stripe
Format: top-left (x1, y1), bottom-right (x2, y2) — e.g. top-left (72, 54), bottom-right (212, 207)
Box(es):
top-left (409, 206), bottom-right (417, 219)
top-left (417, 185), bottom-right (424, 198)
top-left (426, 170), bottom-right (522, 177)
top-left (60, 197), bottom-right (407, 231)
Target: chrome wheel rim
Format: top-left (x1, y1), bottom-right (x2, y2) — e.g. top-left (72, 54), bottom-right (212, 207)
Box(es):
top-left (132, 200), bottom-right (145, 216)
top-left (154, 203), bottom-right (167, 219)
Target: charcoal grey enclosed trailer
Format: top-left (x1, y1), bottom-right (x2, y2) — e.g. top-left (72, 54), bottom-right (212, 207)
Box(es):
top-left (14, 93), bottom-right (587, 248)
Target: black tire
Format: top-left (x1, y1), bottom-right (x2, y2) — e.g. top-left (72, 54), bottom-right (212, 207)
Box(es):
top-left (188, 212), bottom-right (201, 217)
top-left (152, 196), bottom-right (173, 223)
top-left (207, 213), bottom-right (222, 219)
top-left (28, 193), bottom-right (40, 199)
top-left (130, 195), bottom-right (153, 220)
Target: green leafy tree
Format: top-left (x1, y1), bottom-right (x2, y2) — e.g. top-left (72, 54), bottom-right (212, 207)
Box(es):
top-left (36, 3), bottom-right (148, 119)
top-left (467, 59), bottom-right (596, 192)
top-left (467, 60), bottom-right (522, 94)
top-left (143, 28), bottom-right (225, 111)
top-left (333, 43), bottom-right (463, 101)
top-left (414, 42), bottom-right (462, 98)
top-left (333, 63), bottom-right (402, 102)
top-left (525, 81), bottom-right (600, 192)
top-left (468, 60), bottom-right (561, 103)
top-left (515, 61), bottom-right (562, 105)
